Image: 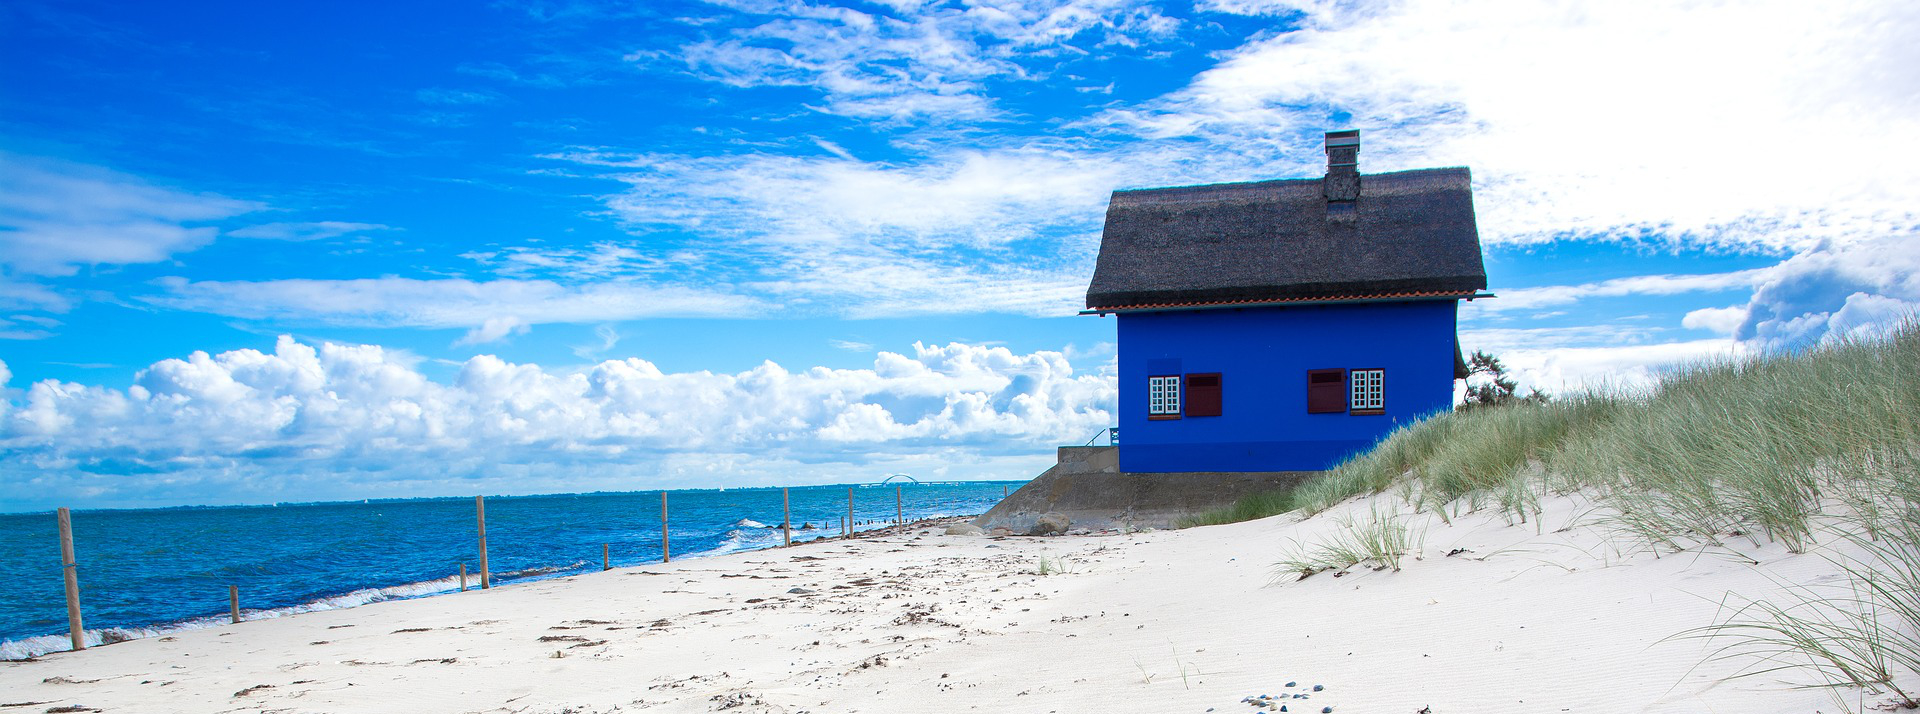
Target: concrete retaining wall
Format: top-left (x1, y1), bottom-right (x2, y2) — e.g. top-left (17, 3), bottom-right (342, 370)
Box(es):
top-left (974, 446), bottom-right (1313, 533)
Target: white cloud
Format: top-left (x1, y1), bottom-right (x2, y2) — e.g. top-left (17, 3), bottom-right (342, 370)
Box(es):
top-left (1460, 233), bottom-right (1920, 390)
top-left (1681, 305), bottom-right (1746, 336)
top-left (572, 325), bottom-right (623, 359)
top-left (0, 278), bottom-right (70, 313)
top-left (670, 0), bottom-right (1178, 122)
top-left (414, 88), bottom-right (499, 105)
top-left (460, 242), bottom-right (671, 281)
top-left (1104, 0), bottom-right (1920, 250)
top-left (1482, 338), bottom-right (1749, 395)
top-left (0, 152), bottom-right (262, 276)
top-left (456, 316), bottom-right (531, 346)
top-left (0, 317), bottom-right (54, 341)
top-left (1724, 233), bottom-right (1920, 348)
top-left (550, 147), bottom-right (1119, 317)
top-left (0, 336), bottom-right (1114, 507)
top-left (227, 221), bottom-right (392, 242)
top-left (1469, 268), bottom-right (1769, 315)
top-left (147, 276), bottom-right (768, 339)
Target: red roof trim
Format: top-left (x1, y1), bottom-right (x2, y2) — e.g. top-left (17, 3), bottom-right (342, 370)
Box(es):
top-left (1087, 289), bottom-right (1483, 313)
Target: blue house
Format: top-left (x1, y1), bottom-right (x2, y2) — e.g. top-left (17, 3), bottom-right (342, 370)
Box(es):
top-left (1083, 130), bottom-right (1490, 473)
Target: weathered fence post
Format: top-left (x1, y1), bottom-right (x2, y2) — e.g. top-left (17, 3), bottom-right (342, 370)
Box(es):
top-left (782, 488), bottom-right (792, 547)
top-left (603, 543), bottom-right (610, 571)
top-left (661, 491), bottom-right (671, 563)
top-left (846, 488), bottom-right (854, 539)
top-left (1003, 485), bottom-right (1009, 498)
top-left (476, 495), bottom-right (491, 589)
top-left (229, 585), bottom-right (240, 624)
top-left (57, 508), bottom-right (84, 651)
top-left (460, 563), bottom-right (468, 592)
top-left (896, 486), bottom-right (903, 527)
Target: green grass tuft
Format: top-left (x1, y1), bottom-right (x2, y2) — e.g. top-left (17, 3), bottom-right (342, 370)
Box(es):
top-left (1274, 505), bottom-right (1420, 579)
top-left (1176, 487), bottom-right (1301, 528)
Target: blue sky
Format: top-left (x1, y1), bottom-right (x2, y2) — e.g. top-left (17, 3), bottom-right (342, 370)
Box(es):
top-left (2, 0), bottom-right (1917, 511)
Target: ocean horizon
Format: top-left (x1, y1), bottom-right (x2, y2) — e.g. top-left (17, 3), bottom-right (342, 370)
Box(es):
top-left (0, 480), bottom-right (1020, 660)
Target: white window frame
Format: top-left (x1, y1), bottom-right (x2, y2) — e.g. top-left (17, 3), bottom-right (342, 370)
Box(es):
top-left (1350, 368), bottom-right (1385, 412)
top-left (1148, 375), bottom-right (1182, 417)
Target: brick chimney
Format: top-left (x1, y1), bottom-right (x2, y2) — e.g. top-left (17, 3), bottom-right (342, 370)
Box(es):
top-left (1322, 129), bottom-right (1360, 204)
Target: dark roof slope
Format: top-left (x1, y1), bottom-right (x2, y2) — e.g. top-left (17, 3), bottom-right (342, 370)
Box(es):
top-left (1085, 167), bottom-right (1487, 310)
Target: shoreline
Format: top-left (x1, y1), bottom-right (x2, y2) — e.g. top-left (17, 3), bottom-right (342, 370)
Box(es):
top-left (5, 495), bottom-right (1907, 713)
top-left (0, 514), bottom-right (979, 663)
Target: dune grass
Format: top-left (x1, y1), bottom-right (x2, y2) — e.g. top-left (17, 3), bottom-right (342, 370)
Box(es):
top-left (1271, 321), bottom-right (1920, 707)
top-left (1292, 322), bottom-right (1920, 555)
top-left (1680, 511), bottom-right (1920, 709)
top-left (1183, 321), bottom-right (1920, 547)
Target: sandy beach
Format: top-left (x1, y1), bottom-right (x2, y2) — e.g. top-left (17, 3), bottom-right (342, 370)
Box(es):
top-left (4, 494), bottom-right (1908, 714)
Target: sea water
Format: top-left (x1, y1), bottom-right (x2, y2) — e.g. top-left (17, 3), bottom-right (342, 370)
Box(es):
top-left (0, 481), bottom-right (1017, 660)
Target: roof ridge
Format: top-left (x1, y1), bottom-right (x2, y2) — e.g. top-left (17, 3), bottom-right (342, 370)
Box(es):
top-left (1110, 166), bottom-right (1469, 198)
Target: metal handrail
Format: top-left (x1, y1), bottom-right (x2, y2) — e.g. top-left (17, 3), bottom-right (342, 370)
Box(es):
top-left (1081, 427), bottom-right (1120, 447)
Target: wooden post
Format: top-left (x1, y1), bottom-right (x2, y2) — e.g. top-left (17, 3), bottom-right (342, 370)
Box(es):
top-left (229, 585), bottom-right (240, 624)
top-left (660, 491), bottom-right (671, 563)
top-left (782, 488), bottom-right (792, 547)
top-left (896, 486), bottom-right (903, 527)
top-left (1003, 485), bottom-right (1009, 497)
top-left (56, 508), bottom-right (84, 651)
top-left (459, 563), bottom-right (467, 592)
top-left (846, 488), bottom-right (854, 539)
top-left (603, 543), bottom-right (610, 571)
top-left (476, 495), bottom-right (490, 590)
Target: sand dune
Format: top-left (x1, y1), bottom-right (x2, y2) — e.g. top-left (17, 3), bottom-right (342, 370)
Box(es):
top-left (4, 495), bottom-right (1910, 713)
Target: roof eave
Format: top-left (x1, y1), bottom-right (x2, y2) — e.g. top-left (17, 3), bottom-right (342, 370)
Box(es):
top-left (1080, 291), bottom-right (1496, 316)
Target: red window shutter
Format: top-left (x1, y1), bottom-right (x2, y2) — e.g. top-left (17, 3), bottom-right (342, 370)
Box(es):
top-left (1185, 373), bottom-right (1222, 417)
top-left (1307, 369), bottom-right (1346, 413)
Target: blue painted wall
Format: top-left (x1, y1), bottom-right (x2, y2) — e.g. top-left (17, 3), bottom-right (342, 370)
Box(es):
top-left (1115, 300), bottom-right (1460, 472)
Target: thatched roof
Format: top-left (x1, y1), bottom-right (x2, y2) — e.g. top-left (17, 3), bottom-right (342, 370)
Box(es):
top-left (1085, 167), bottom-right (1487, 311)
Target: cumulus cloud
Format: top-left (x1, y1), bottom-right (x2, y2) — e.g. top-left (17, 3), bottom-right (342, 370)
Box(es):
top-left (1681, 305), bottom-right (1746, 336)
top-left (1726, 234), bottom-right (1920, 348)
top-left (0, 336), bottom-right (1114, 508)
top-left (0, 152), bottom-right (262, 276)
